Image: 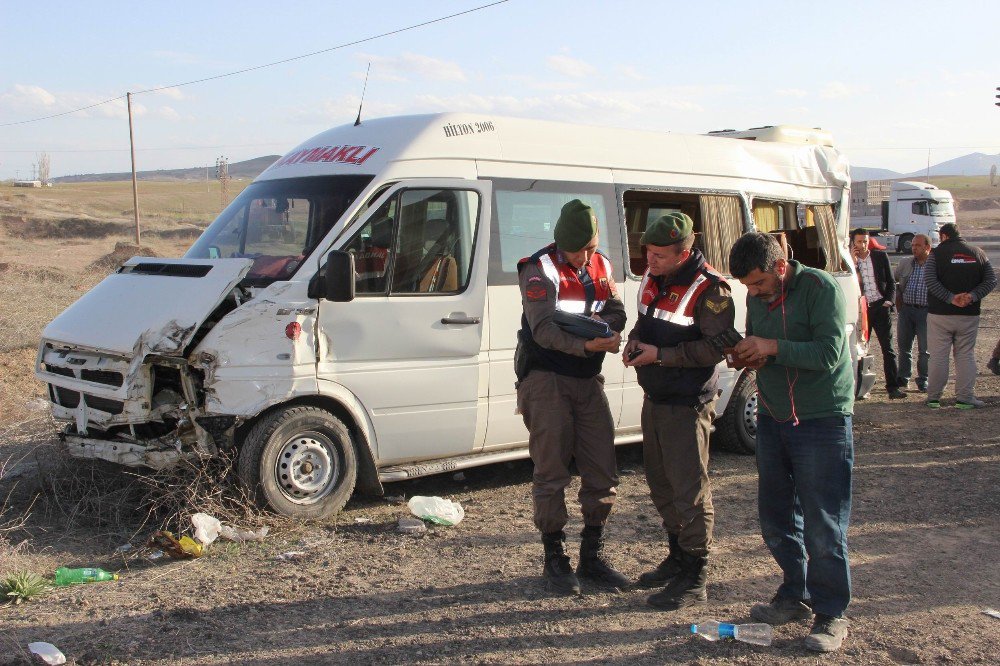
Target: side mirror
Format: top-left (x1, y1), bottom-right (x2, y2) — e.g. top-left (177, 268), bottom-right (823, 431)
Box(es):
top-left (324, 250), bottom-right (355, 302)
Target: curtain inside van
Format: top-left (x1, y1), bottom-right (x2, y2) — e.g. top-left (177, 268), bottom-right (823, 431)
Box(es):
top-left (699, 195), bottom-right (743, 274)
top-left (752, 201), bottom-right (780, 233)
top-left (811, 204), bottom-right (844, 272)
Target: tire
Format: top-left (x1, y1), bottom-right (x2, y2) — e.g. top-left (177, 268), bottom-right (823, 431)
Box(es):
top-left (898, 234), bottom-right (913, 254)
top-left (238, 406), bottom-right (357, 518)
top-left (713, 371), bottom-right (758, 454)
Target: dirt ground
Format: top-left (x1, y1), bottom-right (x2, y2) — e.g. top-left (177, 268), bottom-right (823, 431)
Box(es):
top-left (1, 190), bottom-right (999, 664)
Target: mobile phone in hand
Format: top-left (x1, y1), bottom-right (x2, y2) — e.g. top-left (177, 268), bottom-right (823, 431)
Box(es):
top-left (723, 347), bottom-right (747, 369)
top-left (627, 347), bottom-right (643, 361)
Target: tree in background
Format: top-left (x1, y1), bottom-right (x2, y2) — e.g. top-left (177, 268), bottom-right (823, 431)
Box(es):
top-left (37, 152), bottom-right (50, 184)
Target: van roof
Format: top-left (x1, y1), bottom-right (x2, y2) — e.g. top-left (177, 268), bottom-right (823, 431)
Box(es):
top-left (256, 113), bottom-right (847, 189)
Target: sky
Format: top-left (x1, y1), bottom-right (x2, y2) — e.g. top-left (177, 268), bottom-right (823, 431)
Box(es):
top-left (1, 0), bottom-right (998, 179)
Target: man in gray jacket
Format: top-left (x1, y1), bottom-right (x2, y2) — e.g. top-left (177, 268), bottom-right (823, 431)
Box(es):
top-left (894, 234), bottom-right (931, 392)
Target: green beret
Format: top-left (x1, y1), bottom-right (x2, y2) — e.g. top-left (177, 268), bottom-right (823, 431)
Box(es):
top-left (554, 199), bottom-right (598, 251)
top-left (641, 212), bottom-right (693, 246)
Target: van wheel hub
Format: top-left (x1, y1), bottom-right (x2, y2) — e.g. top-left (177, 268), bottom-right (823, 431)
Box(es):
top-left (742, 392), bottom-right (758, 438)
top-left (275, 433), bottom-right (338, 503)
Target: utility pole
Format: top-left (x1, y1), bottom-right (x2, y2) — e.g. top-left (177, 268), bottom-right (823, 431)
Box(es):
top-left (216, 156), bottom-right (231, 208)
top-left (127, 92), bottom-right (141, 245)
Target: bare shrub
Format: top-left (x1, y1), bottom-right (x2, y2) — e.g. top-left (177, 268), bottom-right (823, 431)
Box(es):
top-left (36, 447), bottom-right (275, 539)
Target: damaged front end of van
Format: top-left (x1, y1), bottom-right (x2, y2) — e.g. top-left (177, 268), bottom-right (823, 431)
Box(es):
top-left (35, 257), bottom-right (255, 470)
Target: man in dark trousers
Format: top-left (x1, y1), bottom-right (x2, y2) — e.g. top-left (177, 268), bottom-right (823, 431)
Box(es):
top-left (924, 222), bottom-right (997, 408)
top-left (515, 199), bottom-right (630, 594)
top-left (894, 233), bottom-right (931, 392)
top-left (622, 212), bottom-right (738, 611)
top-left (729, 232), bottom-right (855, 653)
top-left (851, 228), bottom-right (905, 398)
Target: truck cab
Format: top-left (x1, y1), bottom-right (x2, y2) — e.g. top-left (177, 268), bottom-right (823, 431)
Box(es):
top-left (853, 180), bottom-right (956, 253)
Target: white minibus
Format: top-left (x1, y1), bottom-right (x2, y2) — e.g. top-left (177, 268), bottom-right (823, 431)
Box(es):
top-left (36, 114), bottom-right (876, 517)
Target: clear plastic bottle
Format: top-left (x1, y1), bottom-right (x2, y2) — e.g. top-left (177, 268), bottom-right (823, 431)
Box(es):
top-left (54, 567), bottom-right (119, 586)
top-left (691, 620), bottom-right (773, 646)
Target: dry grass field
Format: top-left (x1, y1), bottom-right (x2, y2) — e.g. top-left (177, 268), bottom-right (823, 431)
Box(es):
top-left (0, 179), bottom-right (997, 665)
top-left (924, 175), bottom-right (1000, 229)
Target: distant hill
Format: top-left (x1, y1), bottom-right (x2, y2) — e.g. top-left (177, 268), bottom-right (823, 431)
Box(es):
top-left (51, 155), bottom-right (281, 183)
top-left (902, 152), bottom-right (1000, 178)
top-left (851, 166), bottom-right (902, 181)
top-left (851, 152), bottom-right (1000, 182)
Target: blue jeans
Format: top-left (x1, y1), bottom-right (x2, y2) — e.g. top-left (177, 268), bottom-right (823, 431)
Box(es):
top-left (897, 304), bottom-right (928, 386)
top-left (756, 414), bottom-right (853, 617)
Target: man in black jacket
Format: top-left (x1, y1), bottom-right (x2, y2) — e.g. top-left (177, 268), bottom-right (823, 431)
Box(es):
top-left (622, 213), bottom-right (738, 610)
top-left (924, 223), bottom-right (997, 408)
top-left (851, 228), bottom-right (905, 399)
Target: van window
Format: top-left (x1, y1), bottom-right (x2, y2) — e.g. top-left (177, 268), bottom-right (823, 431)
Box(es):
top-left (623, 191), bottom-right (745, 276)
top-left (342, 188), bottom-right (480, 295)
top-left (752, 198), bottom-right (846, 274)
top-left (186, 175), bottom-right (372, 285)
top-left (488, 179), bottom-right (620, 286)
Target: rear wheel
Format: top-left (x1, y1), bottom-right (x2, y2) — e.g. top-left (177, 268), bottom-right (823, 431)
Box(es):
top-left (238, 406), bottom-right (357, 518)
top-left (713, 371), bottom-right (757, 454)
top-left (898, 233), bottom-right (914, 254)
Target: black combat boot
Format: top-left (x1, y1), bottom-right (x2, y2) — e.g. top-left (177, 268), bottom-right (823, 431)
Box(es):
top-left (635, 532), bottom-right (682, 589)
top-left (541, 531), bottom-right (581, 595)
top-left (576, 525), bottom-right (630, 590)
top-left (646, 548), bottom-right (708, 610)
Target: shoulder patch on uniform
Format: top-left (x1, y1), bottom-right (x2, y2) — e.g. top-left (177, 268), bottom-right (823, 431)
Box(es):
top-left (526, 278), bottom-right (549, 302)
top-left (705, 298), bottom-right (730, 314)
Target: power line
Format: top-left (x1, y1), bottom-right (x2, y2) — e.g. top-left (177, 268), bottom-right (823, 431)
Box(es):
top-left (0, 0), bottom-right (510, 128)
top-left (0, 95), bottom-right (126, 127)
top-left (133, 1), bottom-right (509, 96)
top-left (0, 142), bottom-right (290, 153)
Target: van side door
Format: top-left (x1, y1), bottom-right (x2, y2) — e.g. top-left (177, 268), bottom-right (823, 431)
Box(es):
top-left (315, 180), bottom-right (491, 465)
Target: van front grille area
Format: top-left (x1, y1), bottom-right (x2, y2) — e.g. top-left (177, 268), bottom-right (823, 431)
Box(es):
top-left (44, 364), bottom-right (124, 387)
top-left (47, 385), bottom-right (124, 415)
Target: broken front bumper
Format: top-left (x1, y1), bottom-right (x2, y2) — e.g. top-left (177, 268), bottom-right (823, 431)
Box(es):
top-left (37, 342), bottom-right (228, 468)
top-left (60, 430), bottom-right (188, 470)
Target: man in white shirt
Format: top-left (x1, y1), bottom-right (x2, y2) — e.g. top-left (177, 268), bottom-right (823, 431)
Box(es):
top-left (851, 229), bottom-right (905, 399)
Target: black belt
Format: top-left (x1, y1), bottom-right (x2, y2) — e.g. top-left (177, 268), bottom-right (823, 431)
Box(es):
top-left (903, 303), bottom-right (927, 308)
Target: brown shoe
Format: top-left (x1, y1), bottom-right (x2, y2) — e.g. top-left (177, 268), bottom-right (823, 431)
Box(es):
top-left (804, 614), bottom-right (849, 652)
top-left (749, 594), bottom-right (814, 624)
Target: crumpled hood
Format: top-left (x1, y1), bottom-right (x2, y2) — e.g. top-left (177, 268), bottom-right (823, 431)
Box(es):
top-left (41, 257), bottom-right (253, 357)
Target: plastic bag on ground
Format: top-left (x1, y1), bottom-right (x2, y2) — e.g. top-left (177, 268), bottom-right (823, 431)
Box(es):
top-left (191, 513), bottom-right (222, 545)
top-left (408, 496), bottom-right (465, 526)
top-left (28, 642), bottom-right (66, 665)
top-left (218, 525), bottom-right (269, 543)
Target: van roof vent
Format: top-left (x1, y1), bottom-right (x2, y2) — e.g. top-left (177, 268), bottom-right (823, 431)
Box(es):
top-left (120, 263), bottom-right (213, 278)
top-left (705, 124), bottom-right (834, 147)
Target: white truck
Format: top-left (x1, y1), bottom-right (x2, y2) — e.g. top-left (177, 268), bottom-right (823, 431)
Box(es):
top-left (851, 180), bottom-right (956, 253)
top-left (35, 114), bottom-right (875, 518)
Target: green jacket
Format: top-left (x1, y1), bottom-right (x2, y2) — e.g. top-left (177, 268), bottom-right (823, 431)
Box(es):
top-left (746, 261), bottom-right (854, 421)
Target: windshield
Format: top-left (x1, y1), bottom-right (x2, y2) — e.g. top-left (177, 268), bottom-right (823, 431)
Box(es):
top-left (929, 200), bottom-right (954, 217)
top-left (185, 175), bottom-right (373, 284)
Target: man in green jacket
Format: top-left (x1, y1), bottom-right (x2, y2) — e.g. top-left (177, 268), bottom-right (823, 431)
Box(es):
top-left (728, 233), bottom-right (854, 653)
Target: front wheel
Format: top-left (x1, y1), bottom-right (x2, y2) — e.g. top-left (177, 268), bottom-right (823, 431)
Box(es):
top-left (238, 406), bottom-right (358, 518)
top-left (713, 371), bottom-right (758, 454)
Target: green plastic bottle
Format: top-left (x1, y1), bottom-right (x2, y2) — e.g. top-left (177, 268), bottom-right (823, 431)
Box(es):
top-left (54, 567), bottom-right (119, 586)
